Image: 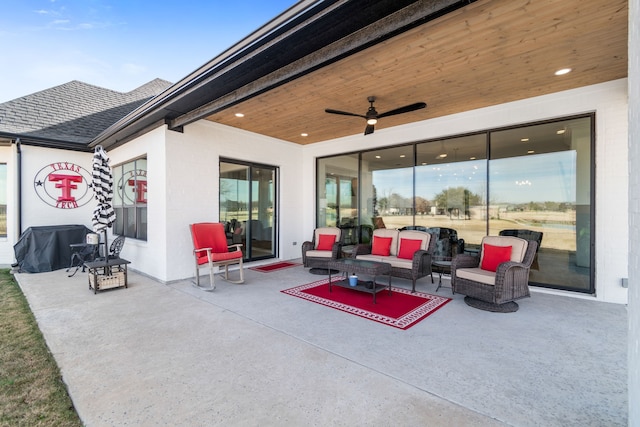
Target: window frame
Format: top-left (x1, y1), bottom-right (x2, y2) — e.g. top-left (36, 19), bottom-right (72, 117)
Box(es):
top-left (112, 157), bottom-right (147, 241)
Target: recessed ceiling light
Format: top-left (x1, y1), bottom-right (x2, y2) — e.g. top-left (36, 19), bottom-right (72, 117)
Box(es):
top-left (375, 155), bottom-right (381, 159)
top-left (555, 68), bottom-right (572, 76)
top-left (301, 133), bottom-right (308, 137)
top-left (557, 129), bottom-right (566, 134)
top-left (438, 153), bottom-right (447, 158)
top-left (235, 113), bottom-right (245, 117)
top-left (527, 150), bottom-right (535, 154)
top-left (470, 157), bottom-right (476, 160)
top-left (521, 138), bottom-right (529, 142)
top-left (399, 154), bottom-right (406, 158)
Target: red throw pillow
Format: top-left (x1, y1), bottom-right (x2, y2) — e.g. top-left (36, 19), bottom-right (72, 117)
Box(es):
top-left (316, 234), bottom-right (336, 251)
top-left (371, 236), bottom-right (393, 256)
top-left (398, 238), bottom-right (423, 260)
top-left (480, 244), bottom-right (512, 272)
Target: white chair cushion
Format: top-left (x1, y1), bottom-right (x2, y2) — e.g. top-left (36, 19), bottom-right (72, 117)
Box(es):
top-left (356, 254), bottom-right (387, 263)
top-left (398, 230), bottom-right (431, 251)
top-left (372, 229), bottom-right (400, 255)
top-left (456, 267), bottom-right (496, 285)
top-left (355, 254), bottom-right (410, 269)
top-left (480, 236), bottom-right (528, 264)
top-left (387, 257), bottom-right (412, 269)
top-left (306, 249), bottom-right (334, 258)
top-left (313, 227), bottom-right (341, 250)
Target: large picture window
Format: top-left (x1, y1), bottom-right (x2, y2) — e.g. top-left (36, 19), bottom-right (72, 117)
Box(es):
top-left (113, 158), bottom-right (147, 240)
top-left (316, 115), bottom-right (594, 293)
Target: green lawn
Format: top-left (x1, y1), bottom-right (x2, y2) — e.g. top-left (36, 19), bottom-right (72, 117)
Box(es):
top-left (0, 269), bottom-right (82, 427)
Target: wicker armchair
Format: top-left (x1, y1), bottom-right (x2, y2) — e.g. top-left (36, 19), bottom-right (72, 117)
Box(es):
top-left (451, 236), bottom-right (537, 312)
top-left (302, 227), bottom-right (343, 273)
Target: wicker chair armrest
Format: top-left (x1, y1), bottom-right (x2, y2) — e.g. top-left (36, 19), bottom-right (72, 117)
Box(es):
top-left (491, 260), bottom-right (532, 302)
top-left (301, 241), bottom-right (314, 253)
top-left (412, 249), bottom-right (432, 268)
top-left (494, 261), bottom-right (527, 283)
top-left (351, 243), bottom-right (371, 257)
top-left (331, 242), bottom-right (343, 258)
top-left (451, 254), bottom-right (479, 270)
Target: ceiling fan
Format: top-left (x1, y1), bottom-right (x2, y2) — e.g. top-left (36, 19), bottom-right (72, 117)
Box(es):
top-left (325, 96), bottom-right (427, 135)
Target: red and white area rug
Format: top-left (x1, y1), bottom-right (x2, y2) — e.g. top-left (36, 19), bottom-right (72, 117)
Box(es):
top-left (250, 261), bottom-right (301, 273)
top-left (281, 278), bottom-right (451, 330)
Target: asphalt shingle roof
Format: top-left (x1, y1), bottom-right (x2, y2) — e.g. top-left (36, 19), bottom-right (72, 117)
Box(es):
top-left (0, 78), bottom-right (172, 148)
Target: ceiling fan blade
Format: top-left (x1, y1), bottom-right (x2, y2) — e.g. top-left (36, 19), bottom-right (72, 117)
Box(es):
top-left (364, 124), bottom-right (375, 135)
top-left (377, 102), bottom-right (427, 119)
top-left (325, 108), bottom-right (366, 118)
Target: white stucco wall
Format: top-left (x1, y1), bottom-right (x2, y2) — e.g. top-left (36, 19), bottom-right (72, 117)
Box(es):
top-left (627, 0), bottom-right (639, 422)
top-left (108, 126), bottom-right (168, 280)
top-left (0, 144), bottom-right (95, 265)
top-left (109, 120), bottom-right (304, 283)
top-left (303, 79), bottom-right (629, 304)
top-left (0, 144), bottom-right (16, 265)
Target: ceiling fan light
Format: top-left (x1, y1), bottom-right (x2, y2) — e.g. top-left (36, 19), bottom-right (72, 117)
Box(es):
top-left (367, 118), bottom-right (378, 125)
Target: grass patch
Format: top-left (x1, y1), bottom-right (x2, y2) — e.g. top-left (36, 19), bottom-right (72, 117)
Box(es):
top-left (0, 269), bottom-right (82, 426)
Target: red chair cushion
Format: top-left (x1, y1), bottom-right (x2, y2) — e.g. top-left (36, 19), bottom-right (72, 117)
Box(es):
top-left (397, 238), bottom-right (423, 260)
top-left (210, 251), bottom-right (243, 262)
top-left (316, 234), bottom-right (336, 251)
top-left (191, 223), bottom-right (239, 267)
top-left (371, 236), bottom-right (393, 256)
top-left (481, 244), bottom-right (512, 272)
top-left (195, 248), bottom-right (242, 265)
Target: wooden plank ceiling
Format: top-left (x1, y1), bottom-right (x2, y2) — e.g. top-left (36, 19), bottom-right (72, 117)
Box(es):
top-left (205, 0), bottom-right (628, 145)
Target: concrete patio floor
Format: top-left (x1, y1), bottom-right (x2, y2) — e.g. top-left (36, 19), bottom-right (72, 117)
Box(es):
top-left (14, 261), bottom-right (627, 426)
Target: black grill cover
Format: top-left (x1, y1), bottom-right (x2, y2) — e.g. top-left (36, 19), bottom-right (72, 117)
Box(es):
top-left (14, 225), bottom-right (93, 273)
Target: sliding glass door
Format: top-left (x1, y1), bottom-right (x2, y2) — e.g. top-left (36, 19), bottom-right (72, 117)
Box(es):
top-left (220, 160), bottom-right (278, 261)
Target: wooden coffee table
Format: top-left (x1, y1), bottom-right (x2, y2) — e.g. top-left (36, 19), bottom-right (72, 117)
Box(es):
top-left (327, 258), bottom-right (392, 304)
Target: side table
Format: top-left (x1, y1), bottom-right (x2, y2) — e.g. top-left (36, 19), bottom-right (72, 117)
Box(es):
top-left (85, 258), bottom-right (131, 294)
top-left (432, 260), bottom-right (452, 292)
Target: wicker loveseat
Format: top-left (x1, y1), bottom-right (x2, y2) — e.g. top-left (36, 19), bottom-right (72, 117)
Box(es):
top-left (352, 228), bottom-right (436, 293)
top-left (451, 235), bottom-right (537, 312)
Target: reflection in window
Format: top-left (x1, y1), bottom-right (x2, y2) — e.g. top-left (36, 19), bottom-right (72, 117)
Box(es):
top-left (315, 115), bottom-right (594, 293)
top-left (317, 154), bottom-right (360, 244)
top-left (220, 160), bottom-right (278, 261)
top-left (113, 158), bottom-right (147, 240)
top-left (415, 134), bottom-right (487, 246)
top-left (361, 146), bottom-right (414, 231)
top-left (489, 117), bottom-right (592, 291)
